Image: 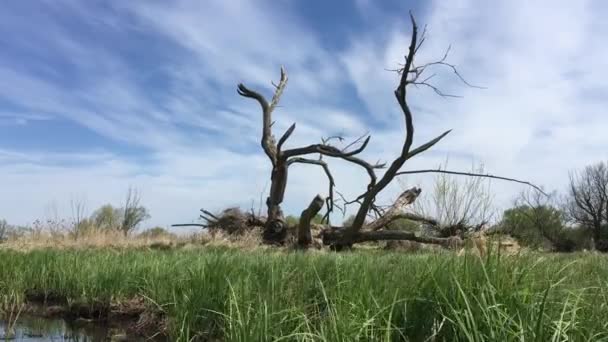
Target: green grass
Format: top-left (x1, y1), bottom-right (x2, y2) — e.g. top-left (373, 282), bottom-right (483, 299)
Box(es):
top-left (1, 247), bottom-right (608, 341)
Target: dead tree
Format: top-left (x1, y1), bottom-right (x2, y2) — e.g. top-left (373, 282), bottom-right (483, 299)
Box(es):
top-left (565, 161), bottom-right (608, 250)
top-left (184, 12), bottom-right (543, 249)
top-left (236, 69), bottom-right (382, 245)
top-left (321, 13), bottom-right (544, 249)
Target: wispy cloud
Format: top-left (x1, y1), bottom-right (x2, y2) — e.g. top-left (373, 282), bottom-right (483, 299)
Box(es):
top-left (0, 111), bottom-right (52, 126)
top-left (0, 0), bottom-right (607, 228)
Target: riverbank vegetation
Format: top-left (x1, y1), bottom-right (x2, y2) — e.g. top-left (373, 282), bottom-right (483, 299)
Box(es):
top-left (1, 247), bottom-right (608, 341)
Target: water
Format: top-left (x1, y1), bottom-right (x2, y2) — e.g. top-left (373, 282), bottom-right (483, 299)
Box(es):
top-left (0, 316), bottom-right (131, 341)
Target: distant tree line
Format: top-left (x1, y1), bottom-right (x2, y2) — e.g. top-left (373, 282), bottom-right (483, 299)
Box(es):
top-left (0, 187), bottom-right (156, 242)
top-left (498, 161), bottom-right (608, 252)
top-left (332, 160), bottom-right (608, 253)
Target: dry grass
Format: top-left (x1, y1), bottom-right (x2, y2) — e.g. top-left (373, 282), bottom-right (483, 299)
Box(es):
top-left (1, 225), bottom-right (529, 259)
top-left (1, 228), bottom-right (177, 251)
top-left (0, 225), bottom-right (269, 252)
top-left (1, 217), bottom-right (526, 258)
top-left (196, 228), bottom-right (267, 250)
top-left (456, 232), bottom-right (524, 257)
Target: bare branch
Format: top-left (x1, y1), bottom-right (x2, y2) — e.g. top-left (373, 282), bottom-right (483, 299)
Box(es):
top-left (237, 68), bottom-right (288, 166)
top-left (236, 84), bottom-right (269, 113)
top-left (349, 135), bottom-right (371, 155)
top-left (341, 132), bottom-right (370, 153)
top-left (321, 135), bottom-right (345, 145)
top-left (172, 223), bottom-right (207, 228)
top-left (282, 136), bottom-right (370, 159)
top-left (334, 190), bottom-right (383, 220)
top-left (395, 11), bottom-right (419, 104)
top-left (396, 169), bottom-right (547, 195)
top-left (268, 66), bottom-right (288, 113)
top-left (282, 141), bottom-right (378, 196)
top-left (406, 130), bottom-right (452, 160)
top-left (277, 123), bottom-right (296, 152)
top-left (414, 24), bottom-right (428, 54)
top-left (200, 209), bottom-right (220, 221)
top-left (409, 45), bottom-right (485, 90)
top-left (412, 82), bottom-right (462, 98)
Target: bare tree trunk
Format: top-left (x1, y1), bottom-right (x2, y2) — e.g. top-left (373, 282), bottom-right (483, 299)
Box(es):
top-left (297, 195), bottom-right (325, 248)
top-left (263, 162), bottom-right (289, 243)
top-left (593, 219), bottom-right (602, 250)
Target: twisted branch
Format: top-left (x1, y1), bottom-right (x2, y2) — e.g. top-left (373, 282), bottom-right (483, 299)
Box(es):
top-left (237, 67), bottom-right (288, 166)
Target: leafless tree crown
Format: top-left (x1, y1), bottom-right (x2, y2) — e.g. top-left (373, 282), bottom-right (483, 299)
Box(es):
top-left (565, 161), bottom-right (608, 245)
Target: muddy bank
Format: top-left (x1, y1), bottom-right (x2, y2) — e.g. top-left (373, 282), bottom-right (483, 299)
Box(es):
top-left (20, 289), bottom-right (169, 341)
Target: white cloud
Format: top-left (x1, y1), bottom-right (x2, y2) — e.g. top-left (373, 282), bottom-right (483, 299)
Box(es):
top-left (1, 0), bottom-right (607, 230)
top-left (0, 149), bottom-right (271, 228)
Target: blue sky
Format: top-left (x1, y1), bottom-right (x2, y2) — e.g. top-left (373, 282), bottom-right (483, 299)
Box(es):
top-left (1, 0), bottom-right (607, 229)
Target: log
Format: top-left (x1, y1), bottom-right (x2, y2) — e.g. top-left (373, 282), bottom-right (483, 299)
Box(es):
top-left (322, 228), bottom-right (463, 249)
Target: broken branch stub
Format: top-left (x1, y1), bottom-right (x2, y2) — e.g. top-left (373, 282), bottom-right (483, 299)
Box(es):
top-left (297, 195), bottom-right (325, 248)
top-left (365, 187), bottom-right (421, 231)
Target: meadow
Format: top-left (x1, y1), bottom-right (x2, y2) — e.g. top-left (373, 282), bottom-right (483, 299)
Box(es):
top-left (1, 242), bottom-right (608, 341)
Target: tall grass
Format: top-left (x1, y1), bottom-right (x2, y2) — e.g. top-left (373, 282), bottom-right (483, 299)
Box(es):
top-left (0, 248), bottom-right (607, 341)
top-left (0, 290), bottom-right (24, 339)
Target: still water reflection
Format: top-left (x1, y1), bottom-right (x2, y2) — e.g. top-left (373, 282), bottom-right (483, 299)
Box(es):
top-left (0, 316), bottom-right (132, 341)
